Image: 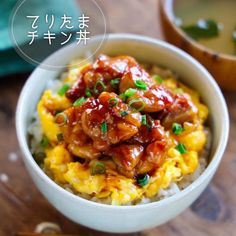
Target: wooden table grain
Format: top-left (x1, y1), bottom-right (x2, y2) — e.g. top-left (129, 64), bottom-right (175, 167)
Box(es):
top-left (1, 0), bottom-right (235, 235)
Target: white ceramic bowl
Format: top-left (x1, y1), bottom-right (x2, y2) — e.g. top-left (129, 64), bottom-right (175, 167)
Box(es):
top-left (16, 34), bottom-right (229, 233)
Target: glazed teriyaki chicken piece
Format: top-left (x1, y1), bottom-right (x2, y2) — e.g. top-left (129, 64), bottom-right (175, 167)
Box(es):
top-left (54, 55), bottom-right (198, 178)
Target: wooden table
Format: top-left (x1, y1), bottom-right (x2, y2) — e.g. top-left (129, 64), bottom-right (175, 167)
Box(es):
top-left (1, 0), bottom-right (235, 235)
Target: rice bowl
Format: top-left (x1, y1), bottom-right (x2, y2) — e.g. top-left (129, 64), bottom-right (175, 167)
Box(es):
top-left (28, 55), bottom-right (211, 206)
top-left (16, 34), bottom-right (229, 232)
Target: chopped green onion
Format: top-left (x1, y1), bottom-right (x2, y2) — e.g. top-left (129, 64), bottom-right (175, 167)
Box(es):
top-left (57, 133), bottom-right (64, 142)
top-left (57, 83), bottom-right (70, 96)
top-left (137, 174), bottom-right (150, 187)
top-left (147, 118), bottom-right (155, 132)
top-left (73, 97), bottom-right (86, 107)
top-left (124, 88), bottom-right (136, 97)
top-left (181, 19), bottom-right (219, 40)
top-left (134, 80), bottom-right (147, 90)
top-left (94, 80), bottom-right (106, 94)
top-left (176, 143), bottom-right (187, 154)
top-left (33, 152), bottom-right (46, 159)
top-left (40, 136), bottom-right (49, 147)
top-left (33, 152), bottom-right (46, 164)
top-left (91, 161), bottom-right (106, 175)
top-left (110, 78), bottom-right (120, 87)
top-left (233, 28), bottom-right (236, 43)
top-left (119, 93), bottom-right (126, 101)
top-left (128, 98), bottom-right (145, 111)
top-left (108, 98), bottom-right (118, 108)
top-left (141, 115), bottom-right (147, 125)
top-left (120, 111), bottom-right (128, 117)
top-left (154, 75), bottom-right (163, 84)
top-left (233, 27), bottom-right (236, 54)
top-left (172, 123), bottom-right (184, 135)
top-left (85, 88), bottom-right (92, 97)
top-left (101, 121), bottom-right (108, 133)
top-left (55, 110), bottom-right (62, 116)
top-left (54, 112), bottom-right (68, 126)
top-left (175, 88), bottom-right (183, 94)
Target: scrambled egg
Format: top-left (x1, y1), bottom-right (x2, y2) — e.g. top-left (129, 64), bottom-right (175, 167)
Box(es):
top-left (36, 65), bottom-right (208, 205)
top-left (37, 90), bottom-right (71, 142)
top-left (44, 145), bottom-right (72, 183)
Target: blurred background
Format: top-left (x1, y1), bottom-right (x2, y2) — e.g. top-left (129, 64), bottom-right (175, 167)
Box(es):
top-left (0, 0), bottom-right (235, 235)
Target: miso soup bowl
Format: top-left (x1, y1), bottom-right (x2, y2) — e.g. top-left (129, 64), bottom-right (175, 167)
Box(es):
top-left (160, 0), bottom-right (236, 91)
top-left (16, 34), bottom-right (229, 233)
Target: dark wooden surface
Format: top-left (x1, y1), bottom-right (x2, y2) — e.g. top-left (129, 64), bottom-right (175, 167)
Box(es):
top-left (1, 0), bottom-right (235, 235)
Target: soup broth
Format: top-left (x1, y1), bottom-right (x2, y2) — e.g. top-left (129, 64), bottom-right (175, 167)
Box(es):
top-left (175, 0), bottom-right (236, 55)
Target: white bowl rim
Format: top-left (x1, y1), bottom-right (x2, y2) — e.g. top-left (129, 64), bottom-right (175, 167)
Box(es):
top-left (16, 33), bottom-right (229, 210)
